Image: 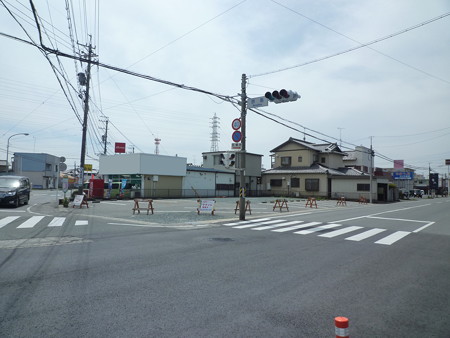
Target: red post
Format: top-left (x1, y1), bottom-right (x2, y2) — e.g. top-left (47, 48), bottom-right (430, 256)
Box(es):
top-left (335, 316), bottom-right (349, 338)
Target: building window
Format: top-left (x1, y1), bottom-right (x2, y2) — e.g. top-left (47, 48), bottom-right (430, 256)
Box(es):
top-left (270, 179), bottom-right (283, 187)
top-left (291, 178), bottom-right (300, 188)
top-left (280, 157), bottom-right (291, 167)
top-left (305, 178), bottom-right (319, 191)
top-left (45, 163), bottom-right (51, 171)
top-left (321, 157), bottom-right (326, 164)
top-left (357, 184), bottom-right (370, 191)
top-left (216, 184), bottom-right (234, 190)
top-left (313, 154), bottom-right (318, 163)
top-left (298, 156), bottom-right (303, 163)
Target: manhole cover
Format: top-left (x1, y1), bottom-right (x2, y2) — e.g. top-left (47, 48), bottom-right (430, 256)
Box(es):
top-left (209, 237), bottom-right (234, 242)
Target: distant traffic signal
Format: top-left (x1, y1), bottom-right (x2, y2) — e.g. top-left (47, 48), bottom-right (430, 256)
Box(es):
top-left (228, 153), bottom-right (236, 167)
top-left (219, 152), bottom-right (236, 168)
top-left (265, 89), bottom-right (300, 104)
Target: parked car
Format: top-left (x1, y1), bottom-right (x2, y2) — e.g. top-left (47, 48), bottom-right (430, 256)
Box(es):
top-left (0, 175), bottom-right (31, 207)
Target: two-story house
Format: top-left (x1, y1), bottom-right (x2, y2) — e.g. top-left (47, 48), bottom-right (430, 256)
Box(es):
top-left (262, 137), bottom-right (391, 201)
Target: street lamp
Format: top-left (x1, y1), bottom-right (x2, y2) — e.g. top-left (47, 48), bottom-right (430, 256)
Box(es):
top-left (6, 133), bottom-right (29, 172)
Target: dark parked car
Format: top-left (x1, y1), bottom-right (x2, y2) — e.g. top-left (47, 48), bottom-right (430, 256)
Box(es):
top-left (0, 176), bottom-right (31, 207)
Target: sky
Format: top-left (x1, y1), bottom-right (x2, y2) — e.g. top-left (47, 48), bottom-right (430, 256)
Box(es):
top-left (1, 0), bottom-right (449, 177)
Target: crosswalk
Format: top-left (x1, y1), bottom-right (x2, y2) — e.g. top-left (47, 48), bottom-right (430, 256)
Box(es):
top-left (223, 218), bottom-right (412, 246)
top-left (0, 216), bottom-right (88, 229)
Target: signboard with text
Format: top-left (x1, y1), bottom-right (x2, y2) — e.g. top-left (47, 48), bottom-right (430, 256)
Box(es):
top-left (115, 142), bottom-right (126, 153)
top-left (392, 172), bottom-right (414, 180)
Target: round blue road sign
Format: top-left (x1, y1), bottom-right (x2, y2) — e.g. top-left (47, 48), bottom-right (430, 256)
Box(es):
top-left (232, 130), bottom-right (242, 142)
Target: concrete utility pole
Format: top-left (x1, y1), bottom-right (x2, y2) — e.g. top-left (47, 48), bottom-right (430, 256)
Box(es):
top-left (239, 74), bottom-right (247, 220)
top-left (369, 136), bottom-right (374, 203)
top-left (100, 116), bottom-right (109, 155)
top-left (78, 38), bottom-right (95, 193)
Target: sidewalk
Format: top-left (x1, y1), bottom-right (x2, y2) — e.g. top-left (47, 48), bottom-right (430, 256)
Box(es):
top-left (36, 196), bottom-right (366, 227)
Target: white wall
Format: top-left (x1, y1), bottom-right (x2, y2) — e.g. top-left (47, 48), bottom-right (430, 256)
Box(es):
top-left (99, 153), bottom-right (187, 176)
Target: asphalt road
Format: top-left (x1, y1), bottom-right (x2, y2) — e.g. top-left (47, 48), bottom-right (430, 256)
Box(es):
top-left (1, 191), bottom-right (449, 337)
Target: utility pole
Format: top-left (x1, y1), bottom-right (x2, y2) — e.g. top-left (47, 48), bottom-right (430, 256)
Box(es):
top-left (100, 116), bottom-right (109, 155)
top-left (239, 74), bottom-right (247, 221)
top-left (369, 136), bottom-right (374, 203)
top-left (78, 37), bottom-right (95, 193)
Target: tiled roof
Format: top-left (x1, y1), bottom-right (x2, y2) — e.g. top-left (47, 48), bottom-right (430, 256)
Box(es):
top-left (263, 164), bottom-right (368, 177)
top-left (270, 137), bottom-right (347, 155)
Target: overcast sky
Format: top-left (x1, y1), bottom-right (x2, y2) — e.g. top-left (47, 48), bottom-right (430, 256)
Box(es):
top-left (1, 0), bottom-right (449, 176)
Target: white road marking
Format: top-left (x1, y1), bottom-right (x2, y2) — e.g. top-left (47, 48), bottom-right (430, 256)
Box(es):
top-left (413, 222), bottom-right (435, 233)
top-left (0, 216), bottom-right (21, 228)
top-left (100, 202), bottom-right (128, 206)
top-left (375, 231), bottom-right (411, 245)
top-left (17, 216), bottom-right (45, 228)
top-left (48, 217), bottom-right (65, 227)
top-left (345, 228), bottom-right (386, 241)
top-left (251, 221), bottom-right (304, 231)
top-left (107, 222), bottom-right (158, 226)
top-left (233, 219), bottom-right (285, 229)
top-left (318, 226), bottom-right (363, 238)
top-left (75, 220), bottom-right (88, 226)
top-left (272, 222), bottom-right (321, 233)
top-left (294, 223), bottom-right (342, 235)
top-left (224, 218), bottom-right (271, 226)
top-left (332, 204), bottom-right (431, 223)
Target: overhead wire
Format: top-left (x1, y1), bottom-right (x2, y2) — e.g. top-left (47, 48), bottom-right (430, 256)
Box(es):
top-left (250, 8), bottom-right (450, 83)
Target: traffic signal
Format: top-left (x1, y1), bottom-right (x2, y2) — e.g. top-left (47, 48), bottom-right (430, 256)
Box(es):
top-left (228, 153), bottom-right (236, 167)
top-left (219, 152), bottom-right (236, 168)
top-left (219, 153), bottom-right (226, 165)
top-left (265, 89), bottom-right (300, 104)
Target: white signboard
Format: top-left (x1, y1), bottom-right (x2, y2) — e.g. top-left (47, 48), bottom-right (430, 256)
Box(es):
top-left (62, 177), bottom-right (69, 193)
top-left (231, 142), bottom-right (242, 150)
top-left (198, 200), bottom-right (215, 212)
top-left (247, 96), bottom-right (268, 108)
top-left (73, 195), bottom-right (84, 207)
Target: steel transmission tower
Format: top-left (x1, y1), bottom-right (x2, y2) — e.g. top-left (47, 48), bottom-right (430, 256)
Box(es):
top-left (210, 113), bottom-right (220, 152)
top-left (154, 138), bottom-right (161, 155)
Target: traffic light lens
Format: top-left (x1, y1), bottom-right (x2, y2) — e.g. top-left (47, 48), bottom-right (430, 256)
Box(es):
top-left (272, 90), bottom-right (281, 99)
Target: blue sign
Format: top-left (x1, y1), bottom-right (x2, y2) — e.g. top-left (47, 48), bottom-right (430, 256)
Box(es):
top-left (392, 172), bottom-right (414, 180)
top-left (232, 131), bottom-right (242, 142)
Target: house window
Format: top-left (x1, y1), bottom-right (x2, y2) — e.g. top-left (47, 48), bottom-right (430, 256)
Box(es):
top-left (313, 154), bottom-right (318, 163)
top-left (357, 184), bottom-right (370, 191)
top-left (280, 157), bottom-right (291, 167)
top-left (298, 156), bottom-right (303, 163)
top-left (305, 178), bottom-right (319, 191)
top-left (321, 157), bottom-right (326, 164)
top-left (291, 178), bottom-right (300, 188)
top-left (270, 179), bottom-right (283, 187)
top-left (45, 163), bottom-right (51, 171)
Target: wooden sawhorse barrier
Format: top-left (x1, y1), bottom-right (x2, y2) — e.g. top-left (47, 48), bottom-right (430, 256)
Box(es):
top-left (235, 200), bottom-right (252, 215)
top-left (305, 197), bottom-right (317, 208)
top-left (358, 196), bottom-right (368, 204)
top-left (132, 199), bottom-right (154, 215)
top-left (273, 199), bottom-right (289, 212)
top-left (336, 196), bottom-right (347, 206)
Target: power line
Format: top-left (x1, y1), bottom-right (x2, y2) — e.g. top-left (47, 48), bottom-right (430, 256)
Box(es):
top-left (250, 10), bottom-right (450, 82)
